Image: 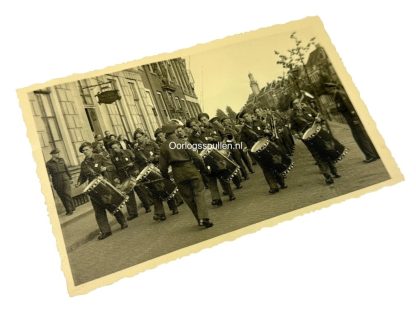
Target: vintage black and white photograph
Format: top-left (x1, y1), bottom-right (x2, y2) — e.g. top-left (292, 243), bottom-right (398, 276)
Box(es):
top-left (17, 17), bottom-right (402, 295)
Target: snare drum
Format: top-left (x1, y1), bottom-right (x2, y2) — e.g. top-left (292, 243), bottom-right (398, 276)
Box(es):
top-left (116, 176), bottom-right (137, 194)
top-left (83, 175), bottom-right (128, 212)
top-left (137, 164), bottom-right (178, 201)
top-left (251, 137), bottom-right (294, 177)
top-left (200, 147), bottom-right (239, 182)
top-left (302, 123), bottom-right (348, 162)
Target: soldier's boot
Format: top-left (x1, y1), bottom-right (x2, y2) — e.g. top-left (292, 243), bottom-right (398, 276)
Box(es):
top-left (114, 210), bottom-right (128, 229)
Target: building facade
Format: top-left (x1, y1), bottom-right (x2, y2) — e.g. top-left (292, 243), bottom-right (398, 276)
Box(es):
top-left (141, 58), bottom-right (201, 124)
top-left (28, 58), bottom-right (201, 212)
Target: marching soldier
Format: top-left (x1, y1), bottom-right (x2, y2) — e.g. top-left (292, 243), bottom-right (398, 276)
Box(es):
top-left (221, 116), bottom-right (250, 180)
top-left (131, 128), bottom-right (154, 213)
top-left (135, 132), bottom-right (179, 221)
top-left (75, 142), bottom-right (128, 240)
top-left (191, 115), bottom-right (236, 206)
top-left (46, 149), bottom-right (75, 216)
top-left (109, 140), bottom-right (139, 220)
top-left (290, 98), bottom-right (342, 185)
top-left (154, 128), bottom-right (165, 146)
top-left (239, 110), bottom-right (286, 193)
top-left (159, 122), bottom-right (213, 228)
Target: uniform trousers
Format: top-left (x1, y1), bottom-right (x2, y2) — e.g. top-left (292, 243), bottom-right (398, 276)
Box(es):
top-left (91, 197), bottom-right (127, 234)
top-left (347, 121), bottom-right (379, 160)
top-left (177, 178), bottom-right (209, 221)
top-left (54, 182), bottom-right (75, 214)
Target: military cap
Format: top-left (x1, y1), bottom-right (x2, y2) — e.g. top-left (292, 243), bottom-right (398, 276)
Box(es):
top-left (170, 118), bottom-right (184, 126)
top-left (50, 148), bottom-right (60, 155)
top-left (197, 112), bottom-right (210, 121)
top-left (154, 127), bottom-right (163, 137)
top-left (162, 122), bottom-right (178, 135)
top-left (210, 116), bottom-right (219, 124)
top-left (79, 142), bottom-right (92, 153)
top-left (133, 128), bottom-right (145, 139)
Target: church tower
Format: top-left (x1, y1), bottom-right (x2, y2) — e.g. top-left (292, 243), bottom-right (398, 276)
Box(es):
top-left (248, 72), bottom-right (260, 95)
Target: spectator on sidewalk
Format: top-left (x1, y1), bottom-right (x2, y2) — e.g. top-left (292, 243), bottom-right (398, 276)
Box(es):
top-left (46, 148), bottom-right (75, 216)
top-left (324, 82), bottom-right (380, 163)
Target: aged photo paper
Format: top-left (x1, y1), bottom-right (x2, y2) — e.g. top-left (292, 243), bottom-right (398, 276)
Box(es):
top-left (16, 16), bottom-right (403, 296)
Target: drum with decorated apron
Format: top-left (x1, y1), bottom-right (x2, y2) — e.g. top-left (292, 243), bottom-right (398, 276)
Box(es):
top-left (302, 122), bottom-right (348, 162)
top-left (136, 164), bottom-right (178, 201)
top-left (200, 147), bottom-right (240, 182)
top-left (251, 137), bottom-right (294, 177)
top-left (83, 175), bottom-right (128, 213)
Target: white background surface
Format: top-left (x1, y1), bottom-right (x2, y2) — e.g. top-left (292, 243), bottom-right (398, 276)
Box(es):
top-left (1, 1), bottom-right (415, 311)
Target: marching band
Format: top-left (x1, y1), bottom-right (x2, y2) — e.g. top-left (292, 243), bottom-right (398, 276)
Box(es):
top-left (73, 96), bottom-right (350, 240)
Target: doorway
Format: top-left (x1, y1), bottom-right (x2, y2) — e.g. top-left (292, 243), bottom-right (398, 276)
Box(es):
top-left (85, 107), bottom-right (103, 136)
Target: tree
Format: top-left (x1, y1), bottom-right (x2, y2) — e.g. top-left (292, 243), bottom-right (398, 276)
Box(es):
top-left (225, 106), bottom-right (237, 120)
top-left (216, 108), bottom-right (228, 119)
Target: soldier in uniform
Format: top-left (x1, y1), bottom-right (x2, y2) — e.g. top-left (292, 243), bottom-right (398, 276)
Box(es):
top-left (46, 149), bottom-right (75, 215)
top-left (221, 116), bottom-right (250, 180)
top-left (290, 98), bottom-right (341, 185)
top-left (190, 116), bottom-right (236, 206)
top-left (154, 128), bottom-right (165, 146)
top-left (131, 128), bottom-right (153, 213)
top-left (324, 82), bottom-right (379, 163)
top-left (135, 132), bottom-right (179, 220)
top-left (109, 140), bottom-right (139, 220)
top-left (239, 110), bottom-right (285, 193)
top-left (75, 142), bottom-right (128, 240)
top-left (159, 122), bottom-right (213, 228)
top-left (235, 112), bottom-right (256, 172)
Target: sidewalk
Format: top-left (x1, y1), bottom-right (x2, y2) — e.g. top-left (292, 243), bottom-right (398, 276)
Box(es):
top-left (59, 201), bottom-right (97, 253)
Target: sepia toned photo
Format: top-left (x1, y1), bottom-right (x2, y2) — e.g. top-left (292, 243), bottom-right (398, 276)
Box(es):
top-left (17, 16), bottom-right (402, 296)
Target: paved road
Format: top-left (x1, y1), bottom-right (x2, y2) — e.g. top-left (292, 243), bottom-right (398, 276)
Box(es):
top-left (67, 123), bottom-right (390, 285)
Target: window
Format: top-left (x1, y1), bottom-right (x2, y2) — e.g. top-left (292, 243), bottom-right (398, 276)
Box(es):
top-left (35, 92), bottom-right (62, 144)
top-left (157, 92), bottom-right (169, 118)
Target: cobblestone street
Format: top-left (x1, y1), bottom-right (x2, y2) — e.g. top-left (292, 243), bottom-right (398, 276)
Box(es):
top-left (66, 122), bottom-right (390, 285)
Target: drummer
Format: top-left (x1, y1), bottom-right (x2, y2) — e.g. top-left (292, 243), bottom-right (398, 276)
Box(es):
top-left (135, 132), bottom-right (179, 220)
top-left (108, 140), bottom-right (139, 221)
top-left (239, 110), bottom-right (286, 193)
top-left (76, 142), bottom-right (128, 240)
top-left (159, 122), bottom-right (213, 228)
top-left (191, 115), bottom-right (236, 206)
top-left (289, 98), bottom-right (341, 185)
top-left (154, 127), bottom-right (165, 147)
top-left (210, 116), bottom-right (243, 189)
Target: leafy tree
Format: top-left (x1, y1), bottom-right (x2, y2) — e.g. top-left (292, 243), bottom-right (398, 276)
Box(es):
top-left (225, 106), bottom-right (237, 120)
top-left (216, 108), bottom-right (228, 119)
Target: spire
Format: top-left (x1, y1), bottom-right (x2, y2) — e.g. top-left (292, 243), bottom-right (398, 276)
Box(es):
top-left (248, 72), bottom-right (260, 95)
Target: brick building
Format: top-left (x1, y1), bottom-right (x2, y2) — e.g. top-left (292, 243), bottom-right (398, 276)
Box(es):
top-left (27, 58), bottom-right (201, 212)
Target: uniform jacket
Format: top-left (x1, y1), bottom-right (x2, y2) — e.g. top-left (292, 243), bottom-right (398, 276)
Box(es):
top-left (46, 157), bottom-right (72, 189)
top-left (239, 122), bottom-right (268, 149)
top-left (110, 149), bottom-right (136, 179)
top-left (159, 137), bottom-right (204, 183)
top-left (134, 140), bottom-right (160, 170)
top-left (78, 153), bottom-right (117, 185)
top-left (290, 106), bottom-right (319, 134)
top-left (200, 123), bottom-right (221, 143)
top-left (333, 90), bottom-right (359, 124)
